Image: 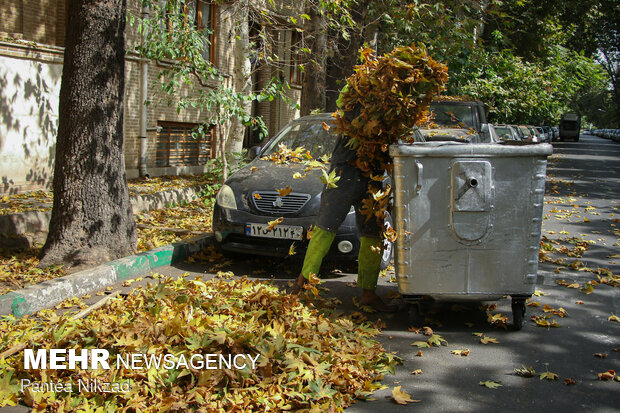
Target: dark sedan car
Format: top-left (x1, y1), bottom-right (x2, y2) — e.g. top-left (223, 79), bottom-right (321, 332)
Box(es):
top-left (213, 113), bottom-right (399, 268)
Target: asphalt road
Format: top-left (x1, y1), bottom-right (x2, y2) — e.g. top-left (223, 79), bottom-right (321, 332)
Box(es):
top-left (147, 133), bottom-right (620, 413)
top-left (5, 134), bottom-right (618, 413)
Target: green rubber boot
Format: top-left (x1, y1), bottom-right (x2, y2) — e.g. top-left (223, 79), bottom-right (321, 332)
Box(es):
top-left (301, 227), bottom-right (336, 280)
top-left (357, 236), bottom-right (382, 291)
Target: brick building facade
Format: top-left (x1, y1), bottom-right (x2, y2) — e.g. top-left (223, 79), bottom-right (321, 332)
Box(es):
top-left (0, 0), bottom-right (303, 194)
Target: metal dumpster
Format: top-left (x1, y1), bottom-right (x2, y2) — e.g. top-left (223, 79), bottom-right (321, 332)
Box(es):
top-left (389, 142), bottom-right (553, 329)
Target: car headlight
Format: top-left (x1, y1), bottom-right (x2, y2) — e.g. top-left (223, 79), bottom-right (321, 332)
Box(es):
top-left (216, 184), bottom-right (237, 209)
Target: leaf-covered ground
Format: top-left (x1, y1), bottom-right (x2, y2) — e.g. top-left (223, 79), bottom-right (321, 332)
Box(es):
top-left (0, 176), bottom-right (218, 296)
top-left (0, 275), bottom-right (400, 412)
top-left (0, 175), bottom-right (213, 216)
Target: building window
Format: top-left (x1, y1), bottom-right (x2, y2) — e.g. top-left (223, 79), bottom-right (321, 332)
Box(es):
top-left (164, 1), bottom-right (216, 63)
top-left (156, 122), bottom-right (214, 167)
top-left (194, 1), bottom-right (216, 63)
top-left (290, 31), bottom-right (304, 86)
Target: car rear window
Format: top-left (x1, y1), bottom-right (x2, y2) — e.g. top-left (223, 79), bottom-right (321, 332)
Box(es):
top-left (429, 103), bottom-right (475, 128)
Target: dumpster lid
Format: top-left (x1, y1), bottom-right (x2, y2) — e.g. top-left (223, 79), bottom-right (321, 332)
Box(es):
top-left (389, 142), bottom-right (553, 157)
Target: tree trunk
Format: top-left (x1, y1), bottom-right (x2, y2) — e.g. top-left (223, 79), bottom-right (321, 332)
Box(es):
top-left (39, 0), bottom-right (137, 269)
top-left (226, 7), bottom-right (252, 164)
top-left (300, 7), bottom-right (326, 116)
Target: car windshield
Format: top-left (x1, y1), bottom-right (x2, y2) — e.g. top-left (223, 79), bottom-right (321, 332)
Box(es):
top-left (429, 103), bottom-right (475, 128)
top-left (262, 119), bottom-right (336, 158)
top-left (495, 126), bottom-right (513, 140)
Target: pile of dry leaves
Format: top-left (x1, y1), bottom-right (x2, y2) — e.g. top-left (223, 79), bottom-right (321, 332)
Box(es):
top-left (0, 275), bottom-right (400, 412)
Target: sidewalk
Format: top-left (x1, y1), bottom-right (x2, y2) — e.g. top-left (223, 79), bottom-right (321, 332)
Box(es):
top-left (0, 233), bottom-right (214, 317)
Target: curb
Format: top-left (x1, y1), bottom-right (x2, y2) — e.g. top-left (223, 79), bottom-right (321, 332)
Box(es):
top-left (0, 233), bottom-right (215, 318)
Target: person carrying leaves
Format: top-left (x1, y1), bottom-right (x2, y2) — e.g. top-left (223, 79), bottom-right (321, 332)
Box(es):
top-left (291, 45), bottom-right (448, 311)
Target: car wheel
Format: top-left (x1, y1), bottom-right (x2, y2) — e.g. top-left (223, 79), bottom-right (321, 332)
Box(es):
top-left (381, 213), bottom-right (394, 270)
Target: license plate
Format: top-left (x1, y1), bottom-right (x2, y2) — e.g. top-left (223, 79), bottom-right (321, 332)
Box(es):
top-left (245, 223), bottom-right (303, 240)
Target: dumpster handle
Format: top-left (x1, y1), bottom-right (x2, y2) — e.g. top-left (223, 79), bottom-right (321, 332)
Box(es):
top-left (415, 161), bottom-right (423, 194)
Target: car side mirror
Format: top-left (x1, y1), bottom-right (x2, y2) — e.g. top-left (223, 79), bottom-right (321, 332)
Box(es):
top-left (246, 145), bottom-right (262, 160)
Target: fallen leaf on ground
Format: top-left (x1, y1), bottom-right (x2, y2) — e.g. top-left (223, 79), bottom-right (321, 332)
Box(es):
top-left (392, 386), bottom-right (419, 405)
top-left (480, 336), bottom-right (500, 344)
top-left (479, 380), bottom-right (502, 389)
top-left (540, 371), bottom-right (560, 381)
top-left (531, 315), bottom-right (560, 328)
top-left (598, 370), bottom-right (616, 381)
top-left (514, 365), bottom-right (536, 378)
top-left (564, 377), bottom-right (577, 385)
top-left (411, 369), bottom-right (423, 375)
top-left (451, 349), bottom-right (470, 356)
top-left (593, 353), bottom-right (608, 359)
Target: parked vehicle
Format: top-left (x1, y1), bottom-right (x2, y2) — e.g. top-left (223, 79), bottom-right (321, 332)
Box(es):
top-left (551, 127), bottom-right (559, 141)
top-left (522, 126), bottom-right (539, 143)
top-left (494, 124), bottom-right (521, 141)
top-left (212, 113), bottom-right (410, 268)
top-left (517, 125), bottom-right (534, 142)
top-left (559, 113), bottom-right (581, 142)
top-left (541, 126), bottom-right (553, 143)
top-left (421, 100), bottom-right (498, 143)
top-left (536, 127), bottom-right (549, 143)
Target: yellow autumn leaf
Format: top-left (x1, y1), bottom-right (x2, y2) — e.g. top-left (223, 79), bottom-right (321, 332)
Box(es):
top-left (411, 369), bottom-right (423, 375)
top-left (267, 217), bottom-right (284, 231)
top-left (539, 371), bottom-right (560, 381)
top-left (479, 380), bottom-right (502, 389)
top-left (609, 314), bottom-right (620, 323)
top-left (254, 193), bottom-right (262, 199)
top-left (320, 169), bottom-right (340, 189)
top-left (480, 336), bottom-right (499, 344)
top-left (392, 386), bottom-right (419, 405)
top-left (597, 370), bottom-right (616, 381)
top-left (277, 186), bottom-right (293, 196)
top-left (288, 243), bottom-right (296, 256)
top-left (531, 315), bottom-right (560, 328)
top-left (451, 349), bottom-right (470, 356)
top-left (427, 334), bottom-right (448, 347)
top-left (581, 283), bottom-right (594, 294)
top-left (514, 365), bottom-right (536, 377)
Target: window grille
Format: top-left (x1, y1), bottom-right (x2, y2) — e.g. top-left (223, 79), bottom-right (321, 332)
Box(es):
top-left (156, 122), bottom-right (214, 167)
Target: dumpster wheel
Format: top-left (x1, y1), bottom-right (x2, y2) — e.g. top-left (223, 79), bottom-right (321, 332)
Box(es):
top-left (407, 303), bottom-right (423, 327)
top-left (511, 297), bottom-right (527, 331)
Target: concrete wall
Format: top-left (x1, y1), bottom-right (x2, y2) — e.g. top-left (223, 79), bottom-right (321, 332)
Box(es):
top-left (0, 45), bottom-right (63, 194)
